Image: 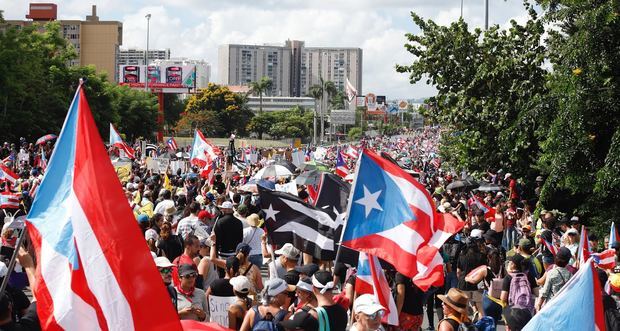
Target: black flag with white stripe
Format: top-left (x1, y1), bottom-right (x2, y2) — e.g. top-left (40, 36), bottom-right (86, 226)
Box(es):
top-left (258, 186), bottom-right (342, 260)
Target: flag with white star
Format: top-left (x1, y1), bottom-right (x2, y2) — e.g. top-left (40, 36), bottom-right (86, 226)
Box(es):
top-left (258, 186), bottom-right (342, 260)
top-left (341, 149), bottom-right (465, 290)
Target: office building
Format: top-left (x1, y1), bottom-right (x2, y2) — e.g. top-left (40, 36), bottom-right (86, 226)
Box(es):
top-left (246, 96), bottom-right (315, 113)
top-left (4, 3), bottom-right (122, 82)
top-left (219, 40), bottom-right (362, 97)
top-left (118, 48), bottom-right (171, 66)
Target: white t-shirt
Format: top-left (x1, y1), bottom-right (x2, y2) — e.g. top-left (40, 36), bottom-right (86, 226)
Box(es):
top-left (242, 226), bottom-right (264, 256)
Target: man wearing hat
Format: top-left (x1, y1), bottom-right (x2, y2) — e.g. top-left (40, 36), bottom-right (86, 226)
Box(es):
top-left (213, 200), bottom-right (243, 259)
top-left (307, 271), bottom-right (348, 331)
top-left (516, 238), bottom-right (543, 280)
top-left (535, 247), bottom-right (572, 311)
top-left (242, 213), bottom-right (265, 268)
top-left (266, 242), bottom-right (301, 280)
top-left (350, 294), bottom-right (386, 331)
top-left (437, 288), bottom-right (472, 331)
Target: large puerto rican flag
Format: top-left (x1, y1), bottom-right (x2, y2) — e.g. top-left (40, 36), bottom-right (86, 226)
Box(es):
top-left (523, 259), bottom-right (605, 331)
top-left (26, 84), bottom-right (182, 330)
top-left (190, 129), bottom-right (220, 168)
top-left (342, 149), bottom-right (464, 290)
top-left (109, 123), bottom-right (135, 159)
top-left (355, 252), bottom-right (398, 325)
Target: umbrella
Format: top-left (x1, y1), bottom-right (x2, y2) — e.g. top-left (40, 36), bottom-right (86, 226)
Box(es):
top-left (36, 134), bottom-right (57, 145)
top-left (253, 165), bottom-right (293, 179)
top-left (239, 178), bottom-right (275, 193)
top-left (175, 152), bottom-right (190, 159)
top-left (275, 160), bottom-right (298, 173)
top-left (446, 178), bottom-right (479, 191)
top-left (295, 170), bottom-right (322, 185)
top-left (299, 161), bottom-right (330, 172)
top-left (476, 182), bottom-right (502, 192)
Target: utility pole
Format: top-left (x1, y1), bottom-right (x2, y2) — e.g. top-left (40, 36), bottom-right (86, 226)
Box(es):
top-left (485, 0), bottom-right (489, 29)
top-left (144, 13), bottom-right (151, 92)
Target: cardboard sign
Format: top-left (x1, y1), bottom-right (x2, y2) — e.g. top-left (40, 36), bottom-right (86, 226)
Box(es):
top-left (208, 295), bottom-right (237, 327)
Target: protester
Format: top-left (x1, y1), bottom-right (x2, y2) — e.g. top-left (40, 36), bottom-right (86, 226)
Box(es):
top-left (213, 201), bottom-right (244, 258)
top-left (437, 288), bottom-right (472, 331)
top-left (350, 294), bottom-right (386, 331)
top-left (239, 278), bottom-right (292, 331)
top-left (307, 271), bottom-right (348, 330)
top-left (264, 242), bottom-right (301, 280)
top-left (242, 213), bottom-right (265, 268)
top-left (535, 247), bottom-right (572, 311)
top-left (175, 264), bottom-right (208, 321)
top-left (228, 276), bottom-right (253, 330)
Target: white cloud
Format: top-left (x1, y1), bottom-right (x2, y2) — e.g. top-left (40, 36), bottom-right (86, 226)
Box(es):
top-left (1, 0), bottom-right (533, 99)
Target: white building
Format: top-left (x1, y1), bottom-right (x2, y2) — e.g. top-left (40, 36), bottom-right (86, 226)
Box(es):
top-left (246, 96), bottom-right (315, 113)
top-left (118, 48), bottom-right (170, 66)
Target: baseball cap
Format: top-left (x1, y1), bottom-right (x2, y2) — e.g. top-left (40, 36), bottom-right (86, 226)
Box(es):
top-left (198, 210), bottom-right (213, 220)
top-left (229, 276), bottom-right (252, 294)
top-left (266, 278), bottom-right (295, 297)
top-left (566, 228), bottom-right (579, 236)
top-left (279, 310), bottom-right (319, 331)
top-left (471, 229), bottom-right (484, 239)
top-left (218, 201), bottom-right (234, 209)
top-left (275, 243), bottom-right (301, 260)
top-left (137, 214), bottom-right (149, 224)
top-left (508, 254), bottom-right (525, 266)
top-left (354, 294), bottom-right (386, 315)
top-left (295, 263), bottom-right (319, 277)
top-left (518, 238), bottom-right (533, 251)
top-left (556, 247), bottom-right (572, 261)
top-left (522, 225), bottom-right (532, 232)
top-left (504, 173), bottom-right (512, 180)
top-left (154, 256), bottom-right (174, 268)
top-left (178, 264), bottom-right (196, 277)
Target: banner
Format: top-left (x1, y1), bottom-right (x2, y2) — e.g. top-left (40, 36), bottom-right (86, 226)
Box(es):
top-left (208, 295), bottom-right (237, 327)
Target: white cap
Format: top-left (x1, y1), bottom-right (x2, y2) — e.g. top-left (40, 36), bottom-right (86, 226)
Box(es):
top-left (0, 262), bottom-right (8, 278)
top-left (229, 276), bottom-right (252, 294)
top-left (566, 228), bottom-right (579, 235)
top-left (154, 256), bottom-right (174, 268)
top-left (275, 243), bottom-right (301, 260)
top-left (353, 294), bottom-right (386, 315)
top-left (218, 201), bottom-right (234, 209)
top-left (504, 173), bottom-right (512, 180)
top-left (471, 229), bottom-right (484, 239)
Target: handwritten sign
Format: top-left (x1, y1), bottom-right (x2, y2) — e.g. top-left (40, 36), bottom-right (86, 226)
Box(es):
top-left (208, 295), bottom-right (236, 327)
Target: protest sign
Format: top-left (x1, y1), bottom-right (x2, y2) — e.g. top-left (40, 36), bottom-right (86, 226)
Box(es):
top-left (208, 295), bottom-right (236, 327)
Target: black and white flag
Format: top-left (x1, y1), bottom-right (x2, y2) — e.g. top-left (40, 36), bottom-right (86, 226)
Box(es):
top-left (258, 186), bottom-right (343, 260)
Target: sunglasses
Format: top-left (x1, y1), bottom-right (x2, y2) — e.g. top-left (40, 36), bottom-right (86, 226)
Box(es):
top-left (181, 273), bottom-right (197, 279)
top-left (159, 268), bottom-right (172, 274)
top-left (367, 310), bottom-right (384, 320)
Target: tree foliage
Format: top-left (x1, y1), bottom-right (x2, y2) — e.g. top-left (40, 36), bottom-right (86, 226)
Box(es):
top-left (0, 21), bottom-right (157, 142)
top-left (247, 107), bottom-right (313, 140)
top-left (180, 83), bottom-right (254, 137)
top-left (399, 0), bottom-right (620, 227)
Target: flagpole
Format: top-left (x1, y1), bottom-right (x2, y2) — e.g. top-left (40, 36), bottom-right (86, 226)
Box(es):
top-left (334, 149), bottom-right (364, 265)
top-left (0, 224), bottom-right (27, 296)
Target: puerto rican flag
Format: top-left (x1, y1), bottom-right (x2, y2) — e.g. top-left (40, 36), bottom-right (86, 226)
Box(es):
top-left (0, 164), bottom-right (19, 185)
top-left (190, 129), bottom-right (220, 168)
top-left (167, 137), bottom-right (178, 151)
top-left (342, 149), bottom-right (465, 290)
top-left (592, 249), bottom-right (616, 269)
top-left (471, 194), bottom-right (495, 219)
top-left (355, 252), bottom-right (398, 325)
top-left (609, 222), bottom-right (618, 249)
top-left (0, 192), bottom-right (20, 209)
top-left (200, 160), bottom-right (216, 185)
top-left (542, 239), bottom-right (558, 256)
top-left (335, 151), bottom-right (349, 178)
top-left (344, 145), bottom-right (359, 159)
top-left (578, 225), bottom-right (591, 266)
top-left (26, 84), bottom-right (182, 331)
top-left (109, 123), bottom-right (135, 159)
top-left (523, 259), bottom-right (605, 331)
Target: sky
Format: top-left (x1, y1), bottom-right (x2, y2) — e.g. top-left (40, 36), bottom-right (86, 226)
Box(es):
top-left (2, 0), bottom-right (532, 99)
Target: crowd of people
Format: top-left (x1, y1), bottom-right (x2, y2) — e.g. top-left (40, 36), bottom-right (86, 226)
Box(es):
top-left (0, 128), bottom-right (619, 331)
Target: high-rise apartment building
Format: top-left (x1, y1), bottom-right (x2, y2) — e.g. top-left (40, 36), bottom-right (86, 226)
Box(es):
top-left (219, 40), bottom-right (362, 97)
top-left (4, 3), bottom-right (122, 82)
top-left (118, 48), bottom-right (171, 66)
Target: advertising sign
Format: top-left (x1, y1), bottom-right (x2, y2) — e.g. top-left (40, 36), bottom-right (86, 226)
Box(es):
top-left (356, 96), bottom-right (366, 107)
top-left (330, 110), bottom-right (356, 125)
top-left (366, 93), bottom-right (377, 112)
top-left (118, 64), bottom-right (196, 93)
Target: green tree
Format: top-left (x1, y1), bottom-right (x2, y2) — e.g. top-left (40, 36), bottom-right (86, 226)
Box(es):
top-left (396, 7), bottom-right (548, 178)
top-left (249, 76), bottom-right (273, 115)
top-left (348, 127), bottom-right (362, 140)
top-left (180, 83), bottom-right (253, 137)
top-left (535, 0), bottom-right (620, 227)
top-left (309, 78), bottom-right (337, 143)
top-left (163, 94), bottom-right (186, 130)
top-left (107, 85), bottom-right (158, 140)
top-left (247, 112), bottom-right (274, 139)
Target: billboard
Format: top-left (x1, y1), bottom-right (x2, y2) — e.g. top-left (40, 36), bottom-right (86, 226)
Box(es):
top-left (118, 64), bottom-right (196, 93)
top-left (376, 95), bottom-right (386, 105)
top-left (398, 100), bottom-right (409, 110)
top-left (330, 110), bottom-right (356, 125)
top-left (366, 93), bottom-right (377, 111)
top-left (356, 96), bottom-right (366, 107)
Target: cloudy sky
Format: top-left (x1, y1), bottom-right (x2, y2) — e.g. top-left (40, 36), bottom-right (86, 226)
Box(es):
top-left (2, 0), bottom-right (531, 99)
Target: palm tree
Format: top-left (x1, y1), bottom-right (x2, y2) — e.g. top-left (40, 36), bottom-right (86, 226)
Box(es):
top-left (308, 77), bottom-right (337, 144)
top-left (249, 76), bottom-right (273, 115)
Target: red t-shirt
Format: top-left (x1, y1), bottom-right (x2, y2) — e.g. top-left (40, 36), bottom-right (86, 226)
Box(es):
top-left (509, 179), bottom-right (518, 200)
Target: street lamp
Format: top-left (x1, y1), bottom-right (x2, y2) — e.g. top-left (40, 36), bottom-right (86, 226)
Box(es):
top-left (145, 13), bottom-right (151, 92)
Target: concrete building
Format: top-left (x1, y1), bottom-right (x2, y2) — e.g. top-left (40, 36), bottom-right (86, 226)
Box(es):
top-left (219, 40), bottom-right (362, 97)
top-left (118, 48), bottom-right (171, 66)
top-left (246, 96), bottom-right (315, 113)
top-left (152, 58), bottom-right (211, 89)
top-left (4, 3), bottom-right (122, 82)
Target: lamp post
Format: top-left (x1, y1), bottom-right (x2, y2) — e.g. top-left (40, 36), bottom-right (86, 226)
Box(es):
top-left (484, 0), bottom-right (489, 30)
top-left (144, 13), bottom-right (151, 92)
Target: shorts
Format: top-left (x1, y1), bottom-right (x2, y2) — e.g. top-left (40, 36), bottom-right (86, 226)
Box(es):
top-left (398, 312), bottom-right (423, 331)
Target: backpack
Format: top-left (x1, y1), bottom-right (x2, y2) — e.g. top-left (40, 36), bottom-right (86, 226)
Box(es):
top-left (508, 273), bottom-right (534, 313)
top-left (252, 306), bottom-right (287, 331)
top-left (473, 316), bottom-right (496, 331)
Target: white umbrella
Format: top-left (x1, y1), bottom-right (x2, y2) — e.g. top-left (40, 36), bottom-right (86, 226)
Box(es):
top-left (253, 165), bottom-right (293, 179)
